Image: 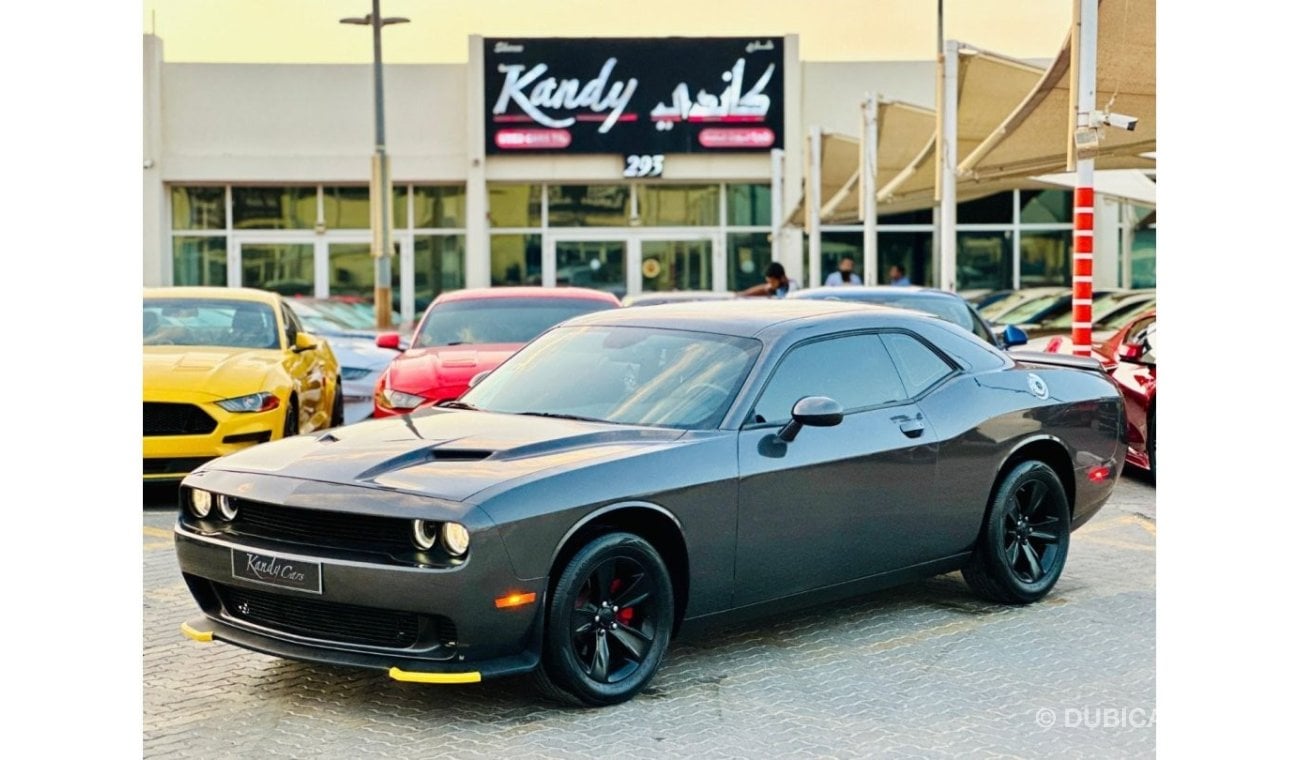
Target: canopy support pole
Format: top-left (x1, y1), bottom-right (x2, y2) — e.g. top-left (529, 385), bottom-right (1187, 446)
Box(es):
top-left (939, 40), bottom-right (959, 292)
top-left (770, 147), bottom-right (784, 269)
top-left (807, 127), bottom-right (823, 289)
top-left (1070, 0), bottom-right (1098, 356)
top-left (861, 93), bottom-right (879, 285)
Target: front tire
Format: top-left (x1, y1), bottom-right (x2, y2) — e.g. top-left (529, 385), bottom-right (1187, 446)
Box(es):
top-left (282, 397), bottom-right (299, 439)
top-left (962, 461), bottom-right (1070, 605)
top-left (532, 532), bottom-right (674, 707)
top-left (329, 378), bottom-right (345, 428)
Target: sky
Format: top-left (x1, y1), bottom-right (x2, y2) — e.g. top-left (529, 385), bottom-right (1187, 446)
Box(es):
top-left (140, 0), bottom-right (1074, 63)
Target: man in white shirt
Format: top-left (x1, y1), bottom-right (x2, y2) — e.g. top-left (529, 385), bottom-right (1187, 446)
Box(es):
top-left (824, 257), bottom-right (863, 286)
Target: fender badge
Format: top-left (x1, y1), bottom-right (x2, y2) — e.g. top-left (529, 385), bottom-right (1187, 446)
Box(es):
top-left (1027, 373), bottom-right (1049, 399)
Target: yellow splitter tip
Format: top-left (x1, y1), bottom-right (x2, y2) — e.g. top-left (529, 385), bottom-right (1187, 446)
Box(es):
top-left (388, 667), bottom-right (482, 684)
top-left (180, 622), bottom-right (213, 642)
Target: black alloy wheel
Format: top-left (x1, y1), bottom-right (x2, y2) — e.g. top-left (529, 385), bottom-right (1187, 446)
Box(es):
top-left (532, 532), bottom-right (673, 706)
top-left (963, 460), bottom-right (1070, 605)
top-left (282, 397), bottom-right (299, 439)
top-left (329, 378), bottom-right (345, 428)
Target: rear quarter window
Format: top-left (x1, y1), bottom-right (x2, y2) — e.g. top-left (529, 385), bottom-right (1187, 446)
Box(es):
top-left (881, 333), bottom-right (956, 397)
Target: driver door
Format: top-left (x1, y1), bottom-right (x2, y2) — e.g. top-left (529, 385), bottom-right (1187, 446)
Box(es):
top-left (734, 332), bottom-right (938, 606)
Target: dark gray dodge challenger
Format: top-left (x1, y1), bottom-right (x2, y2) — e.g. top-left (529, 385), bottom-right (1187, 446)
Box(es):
top-left (175, 299), bottom-right (1126, 706)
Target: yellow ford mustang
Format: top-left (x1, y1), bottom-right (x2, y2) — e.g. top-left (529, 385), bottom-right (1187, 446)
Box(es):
top-left (144, 287), bottom-right (343, 481)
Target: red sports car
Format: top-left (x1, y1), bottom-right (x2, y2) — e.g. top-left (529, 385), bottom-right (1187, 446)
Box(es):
top-left (1042, 307), bottom-right (1156, 477)
top-left (372, 287), bottom-right (621, 417)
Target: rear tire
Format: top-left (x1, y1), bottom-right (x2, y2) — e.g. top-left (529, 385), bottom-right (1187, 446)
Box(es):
top-left (963, 460), bottom-right (1070, 605)
top-left (531, 532), bottom-right (673, 707)
top-left (1146, 406), bottom-right (1156, 480)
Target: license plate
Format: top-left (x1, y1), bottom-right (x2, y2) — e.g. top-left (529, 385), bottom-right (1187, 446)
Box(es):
top-left (231, 548), bottom-right (322, 594)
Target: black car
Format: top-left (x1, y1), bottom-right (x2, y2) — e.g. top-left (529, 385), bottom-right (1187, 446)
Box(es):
top-left (175, 300), bottom-right (1125, 706)
top-left (790, 285), bottom-right (1028, 349)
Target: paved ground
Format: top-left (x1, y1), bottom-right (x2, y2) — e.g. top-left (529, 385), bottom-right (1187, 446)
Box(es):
top-left (143, 473), bottom-right (1156, 759)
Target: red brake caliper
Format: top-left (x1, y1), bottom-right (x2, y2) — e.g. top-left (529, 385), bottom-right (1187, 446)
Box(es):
top-left (609, 577), bottom-right (635, 624)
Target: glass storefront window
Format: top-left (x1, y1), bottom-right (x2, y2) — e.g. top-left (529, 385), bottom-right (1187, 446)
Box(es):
top-left (819, 232), bottom-right (864, 286)
top-left (727, 184), bottom-right (771, 227)
top-left (172, 237), bottom-right (227, 286)
top-left (491, 234), bottom-right (542, 285)
top-left (957, 231), bottom-right (1012, 290)
top-left (408, 186), bottom-right (466, 229)
top-left (879, 209), bottom-right (933, 226)
top-left (641, 240), bottom-right (712, 292)
top-left (727, 232), bottom-right (771, 291)
top-left (240, 242), bottom-right (315, 295)
top-left (488, 184), bottom-right (543, 228)
top-left (414, 235), bottom-right (466, 313)
top-left (1020, 189), bottom-right (1071, 224)
top-left (548, 185), bottom-right (632, 227)
top-left (171, 187), bottom-right (226, 230)
top-left (638, 185), bottom-right (720, 226)
top-left (958, 192), bottom-right (1013, 224)
top-left (1132, 228), bottom-right (1156, 288)
top-left (328, 242), bottom-right (377, 300)
top-left (321, 186), bottom-right (370, 229)
top-left (1020, 231), bottom-right (1073, 288)
top-left (232, 187), bottom-right (316, 229)
top-left (879, 231), bottom-right (933, 287)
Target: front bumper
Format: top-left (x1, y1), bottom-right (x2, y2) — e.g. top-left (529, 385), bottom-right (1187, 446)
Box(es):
top-left (143, 400), bottom-right (282, 480)
top-left (173, 515), bottom-right (545, 680)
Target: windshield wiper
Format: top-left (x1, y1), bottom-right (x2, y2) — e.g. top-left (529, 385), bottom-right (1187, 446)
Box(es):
top-left (516, 411), bottom-right (607, 423)
top-left (435, 400), bottom-right (479, 411)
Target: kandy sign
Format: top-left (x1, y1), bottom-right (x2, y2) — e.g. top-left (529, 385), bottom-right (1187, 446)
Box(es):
top-left (484, 37), bottom-right (784, 155)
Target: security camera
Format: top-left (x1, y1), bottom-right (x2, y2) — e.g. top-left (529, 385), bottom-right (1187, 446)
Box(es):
top-left (1093, 112), bottom-right (1138, 132)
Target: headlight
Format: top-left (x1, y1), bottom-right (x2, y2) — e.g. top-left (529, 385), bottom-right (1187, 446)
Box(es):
top-left (216, 494), bottom-right (238, 520)
top-left (189, 489), bottom-right (212, 518)
top-left (216, 392), bottom-right (280, 413)
top-left (412, 519), bottom-right (438, 551)
top-left (382, 389), bottom-right (426, 410)
top-left (442, 522), bottom-right (470, 556)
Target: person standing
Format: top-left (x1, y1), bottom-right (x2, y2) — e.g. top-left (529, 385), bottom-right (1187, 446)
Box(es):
top-left (738, 262), bottom-right (801, 298)
top-left (824, 257), bottom-right (863, 286)
top-left (888, 264), bottom-right (912, 286)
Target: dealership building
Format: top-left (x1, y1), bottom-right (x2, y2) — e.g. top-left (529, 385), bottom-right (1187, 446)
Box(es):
top-left (142, 33), bottom-right (1155, 322)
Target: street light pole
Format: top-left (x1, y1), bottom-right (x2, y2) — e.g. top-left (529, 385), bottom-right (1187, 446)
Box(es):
top-left (342, 1), bottom-right (408, 330)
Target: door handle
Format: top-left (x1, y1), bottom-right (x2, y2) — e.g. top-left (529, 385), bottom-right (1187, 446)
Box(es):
top-left (892, 413), bottom-right (925, 438)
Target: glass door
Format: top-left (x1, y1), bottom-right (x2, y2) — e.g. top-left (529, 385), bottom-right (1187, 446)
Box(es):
top-left (553, 239), bottom-right (628, 299)
top-left (233, 239), bottom-right (316, 296)
top-left (640, 240), bottom-right (712, 293)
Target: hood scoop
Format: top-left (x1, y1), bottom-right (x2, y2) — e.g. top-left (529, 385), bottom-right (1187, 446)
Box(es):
top-left (352, 444), bottom-right (495, 481)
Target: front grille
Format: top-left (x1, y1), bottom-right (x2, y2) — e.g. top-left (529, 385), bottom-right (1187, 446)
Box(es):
top-left (214, 583), bottom-right (455, 649)
top-left (144, 456), bottom-right (213, 475)
top-left (144, 402), bottom-right (217, 436)
top-left (228, 499), bottom-right (413, 557)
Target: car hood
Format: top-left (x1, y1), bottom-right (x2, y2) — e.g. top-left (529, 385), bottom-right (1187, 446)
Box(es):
top-left (143, 346), bottom-right (281, 399)
top-left (386, 343), bottom-right (522, 397)
top-left (204, 408), bottom-right (688, 502)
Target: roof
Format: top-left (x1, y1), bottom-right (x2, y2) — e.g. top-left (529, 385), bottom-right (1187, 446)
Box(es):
top-left (564, 298), bottom-right (929, 339)
top-left (434, 286), bottom-right (621, 305)
top-left (144, 286), bottom-right (281, 305)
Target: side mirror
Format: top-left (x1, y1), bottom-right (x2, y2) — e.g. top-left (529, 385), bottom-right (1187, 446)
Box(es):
top-left (778, 396), bottom-right (844, 442)
top-left (376, 332), bottom-right (402, 351)
top-left (467, 370), bottom-right (491, 389)
top-left (1000, 324), bottom-right (1028, 349)
top-left (292, 332), bottom-right (317, 353)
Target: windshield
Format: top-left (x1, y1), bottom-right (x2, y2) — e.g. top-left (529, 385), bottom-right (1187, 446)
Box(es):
top-left (412, 297), bottom-right (616, 348)
top-left (144, 299), bottom-right (279, 349)
top-left (460, 325), bottom-right (762, 429)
